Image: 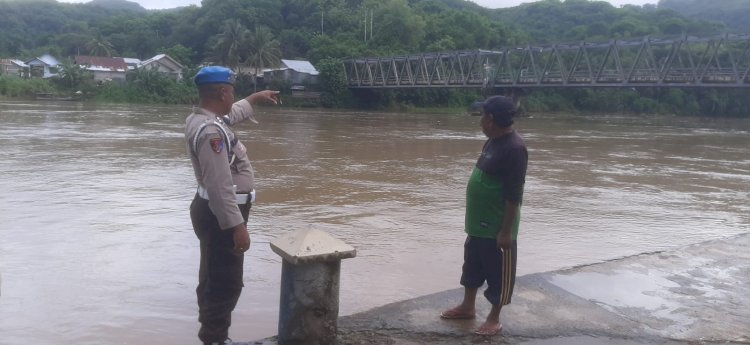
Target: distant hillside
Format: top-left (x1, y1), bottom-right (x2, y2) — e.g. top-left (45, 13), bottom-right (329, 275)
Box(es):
top-left (493, 0), bottom-right (722, 44)
top-left (86, 0), bottom-right (145, 12)
top-left (659, 0), bottom-right (750, 32)
top-left (0, 0), bottom-right (725, 63)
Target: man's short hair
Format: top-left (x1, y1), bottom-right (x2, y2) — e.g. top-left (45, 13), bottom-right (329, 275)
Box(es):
top-left (197, 83), bottom-right (229, 100)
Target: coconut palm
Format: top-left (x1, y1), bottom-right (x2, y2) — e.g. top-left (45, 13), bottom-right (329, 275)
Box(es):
top-left (212, 19), bottom-right (249, 72)
top-left (57, 60), bottom-right (91, 88)
top-left (86, 34), bottom-right (115, 57)
top-left (246, 25), bottom-right (281, 92)
top-left (129, 68), bottom-right (169, 95)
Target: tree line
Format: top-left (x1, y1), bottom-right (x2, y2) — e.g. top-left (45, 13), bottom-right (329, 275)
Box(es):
top-left (0, 0), bottom-right (749, 116)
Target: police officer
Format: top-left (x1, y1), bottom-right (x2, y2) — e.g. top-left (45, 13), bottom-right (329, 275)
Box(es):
top-left (185, 66), bottom-right (279, 345)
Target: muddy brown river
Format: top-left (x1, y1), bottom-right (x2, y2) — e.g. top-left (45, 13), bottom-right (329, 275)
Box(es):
top-left (0, 101), bottom-right (748, 344)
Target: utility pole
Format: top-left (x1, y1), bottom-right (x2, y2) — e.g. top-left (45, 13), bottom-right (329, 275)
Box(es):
top-left (370, 10), bottom-right (374, 40)
top-left (321, 11), bottom-right (324, 35)
top-left (364, 8), bottom-right (367, 42)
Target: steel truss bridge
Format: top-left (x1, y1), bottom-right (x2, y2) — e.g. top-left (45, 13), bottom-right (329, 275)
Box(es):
top-left (343, 34), bottom-right (750, 90)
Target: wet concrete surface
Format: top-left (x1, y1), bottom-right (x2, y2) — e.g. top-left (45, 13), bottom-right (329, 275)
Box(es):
top-left (252, 233), bottom-right (750, 344)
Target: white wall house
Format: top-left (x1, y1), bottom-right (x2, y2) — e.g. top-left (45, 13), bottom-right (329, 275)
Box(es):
top-left (0, 59), bottom-right (28, 78)
top-left (263, 59), bottom-right (319, 85)
top-left (26, 54), bottom-right (59, 78)
top-left (138, 54), bottom-right (184, 80)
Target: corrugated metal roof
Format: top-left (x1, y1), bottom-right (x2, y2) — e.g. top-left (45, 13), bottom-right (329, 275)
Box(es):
top-left (138, 54), bottom-right (184, 70)
top-left (139, 54), bottom-right (165, 67)
top-left (75, 56), bottom-right (128, 72)
top-left (86, 66), bottom-right (121, 72)
top-left (281, 59), bottom-right (319, 75)
top-left (0, 59), bottom-right (28, 67)
top-left (123, 58), bottom-right (141, 65)
top-left (38, 54), bottom-right (59, 66)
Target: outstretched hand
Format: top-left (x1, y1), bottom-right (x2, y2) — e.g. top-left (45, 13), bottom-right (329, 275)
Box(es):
top-left (246, 90), bottom-right (281, 105)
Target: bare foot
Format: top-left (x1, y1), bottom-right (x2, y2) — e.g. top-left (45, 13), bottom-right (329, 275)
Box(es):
top-left (474, 321), bottom-right (502, 335)
top-left (439, 307), bottom-right (476, 319)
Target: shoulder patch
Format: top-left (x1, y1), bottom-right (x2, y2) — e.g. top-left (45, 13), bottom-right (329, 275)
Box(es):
top-left (209, 137), bottom-right (224, 153)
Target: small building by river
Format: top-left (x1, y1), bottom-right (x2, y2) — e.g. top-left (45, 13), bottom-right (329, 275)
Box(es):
top-left (263, 59), bottom-right (319, 87)
top-left (75, 55), bottom-right (128, 82)
top-left (137, 54), bottom-right (184, 81)
top-left (0, 59), bottom-right (28, 78)
top-left (26, 54), bottom-right (59, 78)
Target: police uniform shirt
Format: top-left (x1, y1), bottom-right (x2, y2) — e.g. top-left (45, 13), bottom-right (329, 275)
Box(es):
top-left (185, 99), bottom-right (256, 230)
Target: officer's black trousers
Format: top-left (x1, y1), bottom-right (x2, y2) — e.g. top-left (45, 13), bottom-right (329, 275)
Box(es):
top-left (190, 195), bottom-right (250, 344)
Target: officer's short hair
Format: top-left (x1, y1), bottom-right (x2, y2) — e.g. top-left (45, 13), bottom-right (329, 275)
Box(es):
top-left (198, 84), bottom-right (231, 100)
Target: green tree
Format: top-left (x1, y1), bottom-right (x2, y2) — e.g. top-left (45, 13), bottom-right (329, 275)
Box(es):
top-left (246, 25), bottom-right (281, 92)
top-left (0, 0), bottom-right (746, 116)
top-left (212, 19), bottom-right (249, 71)
top-left (317, 58), bottom-right (351, 107)
top-left (307, 34), bottom-right (362, 63)
top-left (279, 29), bottom-right (311, 59)
top-left (660, 18), bottom-right (687, 35)
top-left (425, 36), bottom-right (456, 52)
top-left (372, 0), bottom-right (426, 50)
top-left (162, 44), bottom-right (194, 67)
top-left (86, 34), bottom-right (115, 57)
top-left (56, 60), bottom-right (91, 89)
top-left (423, 11), bottom-right (493, 50)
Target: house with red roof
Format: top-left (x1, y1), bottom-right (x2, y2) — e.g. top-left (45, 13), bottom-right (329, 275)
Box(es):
top-left (72, 54), bottom-right (183, 82)
top-left (75, 55), bottom-right (128, 82)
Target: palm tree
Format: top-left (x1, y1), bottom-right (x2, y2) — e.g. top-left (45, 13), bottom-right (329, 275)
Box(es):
top-left (246, 26), bottom-right (281, 92)
top-left (212, 19), bottom-right (249, 72)
top-left (57, 60), bottom-right (90, 89)
top-left (129, 68), bottom-right (168, 95)
top-left (86, 34), bottom-right (114, 57)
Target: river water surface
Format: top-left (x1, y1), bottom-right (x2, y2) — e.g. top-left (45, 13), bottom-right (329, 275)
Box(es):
top-left (0, 101), bottom-right (748, 345)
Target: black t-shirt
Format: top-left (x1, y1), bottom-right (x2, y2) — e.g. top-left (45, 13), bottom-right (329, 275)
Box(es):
top-left (475, 130), bottom-right (528, 203)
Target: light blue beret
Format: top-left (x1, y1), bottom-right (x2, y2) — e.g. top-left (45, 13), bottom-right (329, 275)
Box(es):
top-left (193, 66), bottom-right (236, 86)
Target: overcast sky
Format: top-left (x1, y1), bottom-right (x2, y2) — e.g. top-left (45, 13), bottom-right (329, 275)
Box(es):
top-left (57, 0), bottom-right (658, 10)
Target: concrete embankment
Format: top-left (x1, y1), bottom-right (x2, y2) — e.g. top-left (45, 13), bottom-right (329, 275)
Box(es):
top-left (252, 233), bottom-right (750, 345)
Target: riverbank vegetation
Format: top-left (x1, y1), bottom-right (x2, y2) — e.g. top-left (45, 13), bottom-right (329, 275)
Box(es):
top-left (0, 0), bottom-right (749, 117)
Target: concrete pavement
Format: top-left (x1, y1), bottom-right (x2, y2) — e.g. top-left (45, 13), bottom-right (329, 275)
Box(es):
top-left (252, 233), bottom-right (750, 344)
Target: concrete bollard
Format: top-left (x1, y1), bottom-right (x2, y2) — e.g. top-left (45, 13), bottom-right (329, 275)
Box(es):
top-left (270, 229), bottom-right (356, 345)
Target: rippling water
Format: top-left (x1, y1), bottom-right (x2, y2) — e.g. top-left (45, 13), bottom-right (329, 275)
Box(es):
top-left (0, 101), bottom-right (748, 344)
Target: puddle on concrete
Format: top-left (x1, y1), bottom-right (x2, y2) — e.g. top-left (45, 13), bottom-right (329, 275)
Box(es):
top-left (519, 335), bottom-right (677, 345)
top-left (548, 269), bottom-right (679, 310)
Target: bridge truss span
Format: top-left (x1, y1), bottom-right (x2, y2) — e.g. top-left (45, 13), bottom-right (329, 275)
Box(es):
top-left (343, 33), bottom-right (750, 89)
